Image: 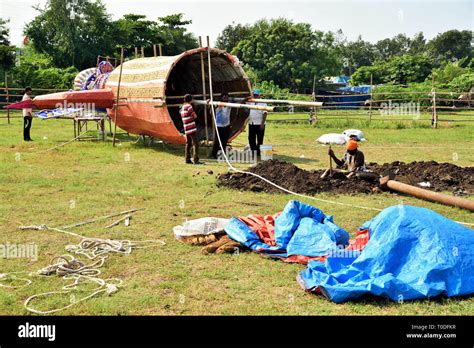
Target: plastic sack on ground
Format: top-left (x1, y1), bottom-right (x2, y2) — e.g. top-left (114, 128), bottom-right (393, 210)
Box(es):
top-left (343, 129), bottom-right (366, 141)
top-left (298, 205), bottom-right (474, 303)
top-left (173, 217), bottom-right (230, 240)
top-left (317, 133), bottom-right (347, 145)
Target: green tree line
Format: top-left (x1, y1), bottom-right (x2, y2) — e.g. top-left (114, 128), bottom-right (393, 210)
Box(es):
top-left (0, 0), bottom-right (197, 89)
top-left (0, 0), bottom-right (472, 93)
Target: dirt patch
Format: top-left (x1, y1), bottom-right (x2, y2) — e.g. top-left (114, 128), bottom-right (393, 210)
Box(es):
top-left (217, 160), bottom-right (474, 196)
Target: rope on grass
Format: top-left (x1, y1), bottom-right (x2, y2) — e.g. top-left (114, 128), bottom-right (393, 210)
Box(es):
top-left (5, 210), bottom-right (166, 314)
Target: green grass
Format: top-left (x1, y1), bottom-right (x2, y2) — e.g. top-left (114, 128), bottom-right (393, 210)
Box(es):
top-left (0, 111), bottom-right (473, 315)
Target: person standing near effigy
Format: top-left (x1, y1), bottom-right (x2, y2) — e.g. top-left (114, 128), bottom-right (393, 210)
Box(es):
top-left (22, 87), bottom-right (33, 141)
top-left (246, 89), bottom-right (268, 158)
top-left (179, 94), bottom-right (204, 165)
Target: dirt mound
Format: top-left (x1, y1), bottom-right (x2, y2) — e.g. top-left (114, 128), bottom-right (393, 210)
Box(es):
top-left (217, 160), bottom-right (474, 196)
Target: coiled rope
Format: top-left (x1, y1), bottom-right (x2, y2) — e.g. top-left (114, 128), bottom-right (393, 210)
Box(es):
top-left (1, 210), bottom-right (166, 314)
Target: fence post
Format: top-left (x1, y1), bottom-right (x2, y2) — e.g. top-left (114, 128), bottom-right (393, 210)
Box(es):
top-left (134, 47), bottom-right (138, 59)
top-left (158, 44), bottom-right (163, 56)
top-left (153, 44), bottom-right (157, 57)
top-left (431, 77), bottom-right (437, 128)
top-left (5, 74), bottom-right (10, 124)
top-left (368, 74), bottom-right (373, 122)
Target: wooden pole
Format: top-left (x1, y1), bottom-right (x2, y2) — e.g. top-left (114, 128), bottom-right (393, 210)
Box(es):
top-left (311, 74), bottom-right (316, 125)
top-left (141, 46), bottom-right (145, 58)
top-left (5, 74), bottom-right (10, 124)
top-left (206, 35), bottom-right (216, 150)
top-left (153, 44), bottom-right (157, 57)
top-left (134, 47), bottom-right (138, 59)
top-left (247, 98), bottom-right (322, 107)
top-left (198, 36), bottom-right (210, 148)
top-left (193, 99), bottom-right (274, 112)
top-left (432, 76), bottom-right (437, 128)
top-left (112, 48), bottom-right (124, 147)
top-left (158, 44), bottom-right (163, 56)
top-left (369, 73), bottom-right (373, 122)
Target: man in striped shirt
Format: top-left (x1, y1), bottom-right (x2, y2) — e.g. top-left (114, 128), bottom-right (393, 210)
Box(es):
top-left (180, 94), bottom-right (202, 164)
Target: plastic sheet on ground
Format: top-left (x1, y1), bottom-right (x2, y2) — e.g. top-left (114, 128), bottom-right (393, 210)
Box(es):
top-left (298, 204), bottom-right (474, 303)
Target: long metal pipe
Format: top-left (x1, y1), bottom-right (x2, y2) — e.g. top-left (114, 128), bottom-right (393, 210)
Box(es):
top-left (193, 99), bottom-right (274, 112)
top-left (380, 176), bottom-right (474, 211)
top-left (247, 98), bottom-right (323, 107)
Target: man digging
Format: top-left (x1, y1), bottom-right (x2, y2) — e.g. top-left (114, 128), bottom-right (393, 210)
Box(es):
top-left (321, 135), bottom-right (366, 179)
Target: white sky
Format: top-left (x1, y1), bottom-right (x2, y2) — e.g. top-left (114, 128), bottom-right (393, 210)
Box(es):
top-left (1, 0), bottom-right (473, 46)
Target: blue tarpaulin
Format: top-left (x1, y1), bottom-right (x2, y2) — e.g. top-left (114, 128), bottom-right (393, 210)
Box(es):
top-left (225, 200), bottom-right (349, 258)
top-left (298, 204), bottom-right (474, 303)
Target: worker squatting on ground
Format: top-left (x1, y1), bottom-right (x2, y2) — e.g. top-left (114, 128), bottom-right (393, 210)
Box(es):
top-left (321, 135), bottom-right (366, 179)
top-left (179, 94), bottom-right (203, 165)
top-left (210, 93), bottom-right (231, 159)
top-left (22, 87), bottom-right (33, 141)
top-left (247, 89), bottom-right (268, 157)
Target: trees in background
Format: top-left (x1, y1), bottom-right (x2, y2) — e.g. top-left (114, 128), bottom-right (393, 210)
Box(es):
top-left (24, 0), bottom-right (115, 70)
top-left (0, 18), bottom-right (15, 76)
top-left (23, 0), bottom-right (197, 71)
top-left (215, 22), bottom-right (252, 53)
top-left (427, 30), bottom-right (473, 65)
top-left (1, 0), bottom-right (472, 91)
top-left (231, 18), bottom-right (340, 91)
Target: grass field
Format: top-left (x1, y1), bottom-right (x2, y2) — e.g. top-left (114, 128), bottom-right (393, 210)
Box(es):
top-left (0, 110), bottom-right (473, 315)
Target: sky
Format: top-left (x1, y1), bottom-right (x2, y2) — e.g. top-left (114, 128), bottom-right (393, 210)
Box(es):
top-left (1, 0), bottom-right (473, 46)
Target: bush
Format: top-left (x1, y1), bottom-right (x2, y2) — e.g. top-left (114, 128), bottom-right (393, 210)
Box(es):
top-left (447, 72), bottom-right (474, 93)
top-left (351, 54), bottom-right (433, 86)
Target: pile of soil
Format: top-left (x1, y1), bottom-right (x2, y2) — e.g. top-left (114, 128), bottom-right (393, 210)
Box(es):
top-left (217, 160), bottom-right (474, 196)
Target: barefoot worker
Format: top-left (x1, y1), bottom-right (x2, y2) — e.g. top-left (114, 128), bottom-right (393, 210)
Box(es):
top-left (22, 87), bottom-right (33, 142)
top-left (179, 94), bottom-right (203, 165)
top-left (321, 135), bottom-right (365, 178)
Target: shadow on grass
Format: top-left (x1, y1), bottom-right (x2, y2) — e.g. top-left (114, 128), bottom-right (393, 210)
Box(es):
top-left (328, 292), bottom-right (474, 308)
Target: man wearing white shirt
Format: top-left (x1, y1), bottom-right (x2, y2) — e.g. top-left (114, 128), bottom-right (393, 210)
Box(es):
top-left (247, 89), bottom-right (267, 157)
top-left (22, 87), bottom-right (33, 141)
top-left (211, 93), bottom-right (232, 159)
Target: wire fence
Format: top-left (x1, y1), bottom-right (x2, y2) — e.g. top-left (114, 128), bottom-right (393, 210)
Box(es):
top-left (267, 89), bottom-right (473, 127)
top-left (1, 86), bottom-right (472, 128)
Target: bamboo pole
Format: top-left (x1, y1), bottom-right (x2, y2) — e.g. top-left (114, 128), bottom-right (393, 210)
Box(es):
top-left (193, 99), bottom-right (274, 111)
top-left (369, 74), bottom-right (373, 122)
top-left (432, 77), bottom-right (438, 128)
top-left (198, 37), bottom-right (210, 148)
top-left (112, 48), bottom-right (124, 147)
top-left (5, 74), bottom-right (10, 124)
top-left (311, 74), bottom-right (316, 125)
top-left (246, 98), bottom-right (322, 107)
top-left (206, 36), bottom-right (216, 150)
top-left (61, 208), bottom-right (144, 230)
top-left (153, 44), bottom-right (157, 57)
